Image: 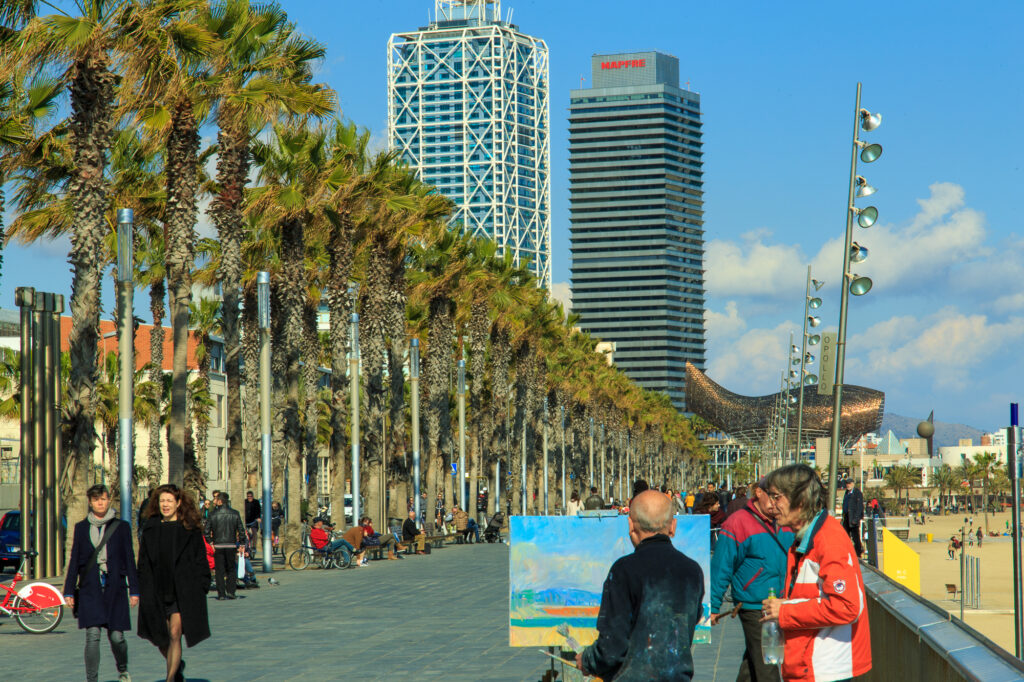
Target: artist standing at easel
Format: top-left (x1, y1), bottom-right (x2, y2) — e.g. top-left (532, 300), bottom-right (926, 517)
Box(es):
top-left (576, 490), bottom-right (704, 680)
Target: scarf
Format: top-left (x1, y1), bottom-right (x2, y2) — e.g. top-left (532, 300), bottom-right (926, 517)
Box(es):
top-left (87, 507), bottom-right (116, 574)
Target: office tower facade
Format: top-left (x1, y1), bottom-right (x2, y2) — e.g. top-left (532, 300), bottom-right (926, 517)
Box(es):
top-left (569, 52), bottom-right (705, 410)
top-left (387, 0), bottom-right (551, 288)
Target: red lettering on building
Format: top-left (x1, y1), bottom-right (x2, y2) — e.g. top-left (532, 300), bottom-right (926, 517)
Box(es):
top-left (600, 59), bottom-right (647, 70)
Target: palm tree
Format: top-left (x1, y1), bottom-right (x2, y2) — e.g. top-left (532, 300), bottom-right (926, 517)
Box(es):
top-left (884, 465), bottom-right (915, 512)
top-left (205, 0), bottom-right (333, 505)
top-left (8, 0), bottom-right (135, 538)
top-left (933, 464), bottom-right (958, 515)
top-left (973, 451), bottom-right (999, 532)
top-left (190, 296), bottom-right (221, 486)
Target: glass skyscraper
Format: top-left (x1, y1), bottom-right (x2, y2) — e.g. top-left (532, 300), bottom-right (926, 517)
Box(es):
top-left (387, 0), bottom-right (551, 288)
top-left (569, 51), bottom-right (706, 410)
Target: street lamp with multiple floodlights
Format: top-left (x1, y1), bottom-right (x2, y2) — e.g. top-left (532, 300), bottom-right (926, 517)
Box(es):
top-left (826, 82), bottom-right (883, 507)
top-left (796, 268), bottom-right (824, 457)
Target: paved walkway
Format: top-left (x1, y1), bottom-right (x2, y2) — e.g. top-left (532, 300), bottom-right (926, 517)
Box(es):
top-left (0, 541), bottom-right (746, 681)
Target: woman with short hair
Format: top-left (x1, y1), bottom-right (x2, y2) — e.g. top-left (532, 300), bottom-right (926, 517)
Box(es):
top-left (760, 464), bottom-right (872, 681)
top-left (137, 484), bottom-right (211, 682)
top-left (63, 484), bottom-right (139, 682)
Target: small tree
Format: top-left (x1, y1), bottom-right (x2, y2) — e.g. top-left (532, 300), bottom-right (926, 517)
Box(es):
top-left (973, 452), bottom-right (999, 533)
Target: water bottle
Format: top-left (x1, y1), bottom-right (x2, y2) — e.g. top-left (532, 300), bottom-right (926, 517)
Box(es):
top-left (762, 588), bottom-right (784, 665)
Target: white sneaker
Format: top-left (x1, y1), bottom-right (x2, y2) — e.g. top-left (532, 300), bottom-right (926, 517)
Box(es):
top-left (118, 673), bottom-right (132, 682)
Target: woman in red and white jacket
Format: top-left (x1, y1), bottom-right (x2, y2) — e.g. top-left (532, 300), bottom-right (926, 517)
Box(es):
top-left (760, 464), bottom-right (871, 682)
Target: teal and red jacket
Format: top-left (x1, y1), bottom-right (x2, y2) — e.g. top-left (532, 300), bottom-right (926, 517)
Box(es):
top-left (710, 500), bottom-right (794, 612)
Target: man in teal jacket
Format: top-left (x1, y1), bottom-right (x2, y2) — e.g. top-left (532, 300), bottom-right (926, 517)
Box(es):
top-left (710, 480), bottom-right (794, 681)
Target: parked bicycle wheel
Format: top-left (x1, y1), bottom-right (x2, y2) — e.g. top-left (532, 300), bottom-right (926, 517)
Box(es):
top-left (288, 549), bottom-right (310, 571)
top-left (332, 550), bottom-right (351, 569)
top-left (13, 596), bottom-right (63, 633)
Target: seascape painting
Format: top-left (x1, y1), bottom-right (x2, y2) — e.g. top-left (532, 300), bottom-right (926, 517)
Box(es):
top-left (509, 514), bottom-right (711, 647)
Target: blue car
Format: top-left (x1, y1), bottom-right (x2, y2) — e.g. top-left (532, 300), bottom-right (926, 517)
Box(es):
top-left (0, 510), bottom-right (21, 571)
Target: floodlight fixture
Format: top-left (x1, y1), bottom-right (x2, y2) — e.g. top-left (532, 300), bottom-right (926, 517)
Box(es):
top-left (858, 141), bottom-right (883, 163)
top-left (808, 297), bottom-right (822, 309)
top-left (804, 352), bottom-right (815, 364)
top-left (855, 206), bottom-right (878, 228)
top-left (806, 334), bottom-right (821, 346)
top-left (807, 316), bottom-right (821, 328)
top-left (849, 274), bottom-right (873, 296)
top-left (855, 176), bottom-right (877, 198)
top-left (804, 374), bottom-right (819, 386)
top-left (812, 279), bottom-right (825, 291)
top-left (850, 242), bottom-right (869, 263)
top-left (860, 108), bottom-right (882, 131)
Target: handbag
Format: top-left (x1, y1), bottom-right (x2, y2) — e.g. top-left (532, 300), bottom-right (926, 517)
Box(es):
top-left (73, 519), bottom-right (120, 617)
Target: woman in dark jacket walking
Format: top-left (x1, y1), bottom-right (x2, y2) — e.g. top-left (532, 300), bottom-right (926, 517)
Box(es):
top-left (137, 484), bottom-right (211, 682)
top-left (63, 484), bottom-right (140, 682)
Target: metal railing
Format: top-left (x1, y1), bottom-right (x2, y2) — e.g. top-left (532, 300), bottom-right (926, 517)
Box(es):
top-left (861, 563), bottom-right (1024, 681)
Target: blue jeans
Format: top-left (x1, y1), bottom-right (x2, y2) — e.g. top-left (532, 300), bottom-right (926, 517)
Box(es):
top-left (465, 519), bottom-right (480, 542)
top-left (326, 538), bottom-right (354, 554)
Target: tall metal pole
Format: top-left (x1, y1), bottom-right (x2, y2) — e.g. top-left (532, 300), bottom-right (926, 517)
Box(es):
top-left (458, 359), bottom-right (466, 511)
top-left (521, 418), bottom-right (527, 514)
top-left (600, 423), bottom-right (606, 498)
top-left (1008, 404), bottom-right (1021, 657)
top-left (50, 296), bottom-right (63, 573)
top-left (827, 82), bottom-right (863, 511)
top-left (782, 333), bottom-right (794, 462)
top-left (350, 313), bottom-right (360, 528)
top-left (257, 272), bottom-right (273, 572)
top-left (560, 405), bottom-right (566, 514)
top-left (16, 288), bottom-right (33, 574)
top-left (494, 459), bottom-right (500, 515)
top-left (32, 293), bottom-right (45, 578)
top-left (41, 294), bottom-right (56, 576)
top-left (411, 338), bottom-right (421, 524)
top-left (542, 398), bottom-right (549, 515)
top-left (588, 417), bottom-right (594, 488)
top-left (796, 266), bottom-right (812, 458)
top-left (116, 209), bottom-right (135, 527)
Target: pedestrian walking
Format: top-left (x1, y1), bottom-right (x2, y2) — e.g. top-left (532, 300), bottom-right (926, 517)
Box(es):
top-left (63, 484), bottom-right (140, 682)
top-left (841, 478), bottom-right (864, 558)
top-left (137, 484), bottom-right (211, 682)
top-left (575, 490), bottom-right (704, 680)
top-left (710, 480), bottom-right (794, 681)
top-left (205, 492), bottom-right (245, 600)
top-left (761, 464), bottom-right (872, 681)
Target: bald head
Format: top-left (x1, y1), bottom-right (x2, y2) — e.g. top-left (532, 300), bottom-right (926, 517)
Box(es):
top-left (630, 490), bottom-right (674, 534)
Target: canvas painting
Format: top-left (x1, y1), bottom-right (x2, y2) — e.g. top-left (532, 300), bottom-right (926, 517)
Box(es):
top-left (509, 514), bottom-right (711, 647)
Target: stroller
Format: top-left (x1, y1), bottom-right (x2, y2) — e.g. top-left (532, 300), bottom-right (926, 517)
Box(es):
top-left (483, 512), bottom-right (505, 543)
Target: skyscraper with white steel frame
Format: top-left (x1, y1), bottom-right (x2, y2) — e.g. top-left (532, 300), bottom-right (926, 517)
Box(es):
top-left (387, 0), bottom-right (551, 288)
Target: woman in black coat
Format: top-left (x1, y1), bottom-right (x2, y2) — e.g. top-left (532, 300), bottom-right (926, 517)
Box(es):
top-left (137, 484), bottom-right (211, 682)
top-left (63, 484), bottom-right (140, 682)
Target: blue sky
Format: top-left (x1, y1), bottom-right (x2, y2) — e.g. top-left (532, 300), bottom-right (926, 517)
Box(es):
top-left (4, 0), bottom-right (1023, 430)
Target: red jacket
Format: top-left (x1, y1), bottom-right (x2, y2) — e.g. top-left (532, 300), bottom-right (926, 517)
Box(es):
top-left (778, 512), bottom-right (871, 682)
top-left (310, 527), bottom-right (329, 549)
top-left (203, 536), bottom-right (216, 572)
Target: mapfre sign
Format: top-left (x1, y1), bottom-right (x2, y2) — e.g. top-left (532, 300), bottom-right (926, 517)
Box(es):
top-left (601, 59), bottom-right (647, 70)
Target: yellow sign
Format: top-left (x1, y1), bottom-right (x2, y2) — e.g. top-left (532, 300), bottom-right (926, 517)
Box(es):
top-left (881, 527), bottom-right (920, 594)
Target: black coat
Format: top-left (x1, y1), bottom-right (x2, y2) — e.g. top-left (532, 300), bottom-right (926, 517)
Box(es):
top-left (580, 534), bottom-right (704, 681)
top-left (62, 518), bottom-right (140, 631)
top-left (137, 519), bottom-right (211, 649)
top-left (842, 487), bottom-right (865, 526)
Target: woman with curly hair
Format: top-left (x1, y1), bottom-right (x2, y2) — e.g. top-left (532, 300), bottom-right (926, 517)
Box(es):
top-left (137, 484), bottom-right (211, 682)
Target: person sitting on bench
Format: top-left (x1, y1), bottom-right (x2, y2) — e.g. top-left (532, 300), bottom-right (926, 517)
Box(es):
top-left (451, 505), bottom-right (480, 543)
top-left (310, 517), bottom-right (359, 562)
top-left (402, 510), bottom-right (427, 554)
top-left (359, 516), bottom-right (405, 560)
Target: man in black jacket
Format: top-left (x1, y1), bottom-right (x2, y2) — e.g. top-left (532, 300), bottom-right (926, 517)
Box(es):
top-left (583, 486), bottom-right (605, 510)
top-left (206, 492), bottom-right (245, 599)
top-left (841, 478), bottom-right (865, 557)
top-left (578, 490), bottom-right (704, 681)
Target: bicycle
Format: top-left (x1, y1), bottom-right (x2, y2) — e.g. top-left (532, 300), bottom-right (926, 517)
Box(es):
top-left (0, 551), bottom-right (65, 633)
top-left (287, 527), bottom-right (351, 571)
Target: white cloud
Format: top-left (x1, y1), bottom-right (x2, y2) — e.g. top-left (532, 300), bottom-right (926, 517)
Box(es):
top-left (846, 307), bottom-right (1024, 389)
top-left (549, 281), bottom-right (572, 313)
top-left (705, 307), bottom-right (798, 394)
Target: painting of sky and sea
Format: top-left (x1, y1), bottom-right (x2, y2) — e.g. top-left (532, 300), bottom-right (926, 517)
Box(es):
top-left (509, 515), bottom-right (710, 647)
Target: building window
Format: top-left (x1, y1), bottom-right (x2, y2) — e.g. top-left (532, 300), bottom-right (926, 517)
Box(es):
top-left (0, 447), bottom-right (17, 484)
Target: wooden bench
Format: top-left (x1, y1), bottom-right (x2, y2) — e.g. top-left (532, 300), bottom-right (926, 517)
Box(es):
top-left (946, 583), bottom-right (959, 601)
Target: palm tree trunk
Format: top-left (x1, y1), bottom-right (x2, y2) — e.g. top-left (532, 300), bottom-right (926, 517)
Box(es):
top-left (302, 302), bottom-right (320, 505)
top-left (357, 240), bottom-right (389, 528)
top-left (147, 278), bottom-right (165, 488)
top-left (64, 57), bottom-right (116, 560)
top-left (327, 213), bottom-right (353, 527)
top-left (241, 290), bottom-right (260, 490)
top-left (386, 284), bottom-right (408, 523)
top-left (279, 217), bottom-right (305, 540)
top-left (424, 295), bottom-right (454, 519)
top-left (210, 117), bottom-right (248, 507)
top-left (164, 99), bottom-right (200, 486)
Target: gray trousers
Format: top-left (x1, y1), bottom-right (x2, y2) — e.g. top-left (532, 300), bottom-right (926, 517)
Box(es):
top-left (737, 609), bottom-right (782, 682)
top-left (85, 626), bottom-right (127, 682)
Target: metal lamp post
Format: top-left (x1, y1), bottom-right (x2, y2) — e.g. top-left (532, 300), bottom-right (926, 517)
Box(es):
top-left (542, 398), bottom-right (549, 515)
top-left (560, 405), bottom-right (566, 514)
top-left (116, 209), bottom-right (134, 526)
top-left (827, 82), bottom-right (883, 508)
top-left (457, 359), bottom-right (467, 511)
top-left (411, 339), bottom-right (421, 524)
top-left (600, 423), bottom-right (606, 499)
top-left (796, 267), bottom-right (823, 457)
top-left (257, 272), bottom-right (273, 572)
top-left (588, 417), bottom-right (595, 488)
top-left (350, 313), bottom-right (360, 528)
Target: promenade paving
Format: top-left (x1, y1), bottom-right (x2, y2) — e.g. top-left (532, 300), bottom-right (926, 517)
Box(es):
top-left (0, 540), bottom-right (746, 681)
